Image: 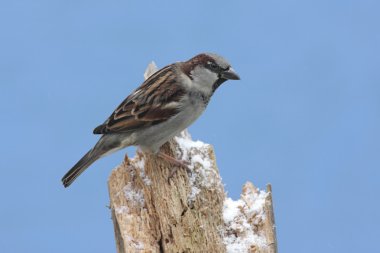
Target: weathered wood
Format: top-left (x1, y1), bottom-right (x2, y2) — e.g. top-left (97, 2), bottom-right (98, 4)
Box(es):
top-left (108, 132), bottom-right (277, 253)
top-left (264, 185), bottom-right (278, 253)
top-left (108, 133), bottom-right (226, 252)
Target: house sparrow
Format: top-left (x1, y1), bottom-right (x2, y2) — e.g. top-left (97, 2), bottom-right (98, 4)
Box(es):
top-left (62, 53), bottom-right (240, 187)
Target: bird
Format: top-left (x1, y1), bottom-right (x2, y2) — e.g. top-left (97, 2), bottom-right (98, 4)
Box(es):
top-left (62, 53), bottom-right (240, 187)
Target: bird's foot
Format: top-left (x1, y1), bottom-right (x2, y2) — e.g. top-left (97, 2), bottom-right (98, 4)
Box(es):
top-left (157, 152), bottom-right (191, 180)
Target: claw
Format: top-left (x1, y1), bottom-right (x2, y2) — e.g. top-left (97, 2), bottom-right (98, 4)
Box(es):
top-left (157, 152), bottom-right (188, 167)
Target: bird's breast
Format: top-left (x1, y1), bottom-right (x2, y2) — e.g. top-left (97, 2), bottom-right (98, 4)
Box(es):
top-left (135, 94), bottom-right (207, 153)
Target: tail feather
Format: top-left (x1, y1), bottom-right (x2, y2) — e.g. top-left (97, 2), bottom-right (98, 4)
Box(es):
top-left (62, 134), bottom-right (126, 187)
top-left (62, 149), bottom-right (100, 188)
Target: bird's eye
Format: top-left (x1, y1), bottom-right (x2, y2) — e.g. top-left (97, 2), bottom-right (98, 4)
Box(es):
top-left (208, 62), bottom-right (218, 70)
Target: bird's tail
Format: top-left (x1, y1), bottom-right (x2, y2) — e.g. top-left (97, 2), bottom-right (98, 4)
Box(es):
top-left (61, 149), bottom-right (100, 188)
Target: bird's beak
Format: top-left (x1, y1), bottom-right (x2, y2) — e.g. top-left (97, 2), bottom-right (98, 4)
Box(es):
top-left (221, 67), bottom-right (240, 80)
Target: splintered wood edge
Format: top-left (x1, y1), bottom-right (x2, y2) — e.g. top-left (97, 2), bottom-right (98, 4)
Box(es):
top-left (264, 184), bottom-right (278, 253)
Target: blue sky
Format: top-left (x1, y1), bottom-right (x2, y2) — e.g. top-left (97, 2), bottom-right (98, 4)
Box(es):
top-left (1, 0), bottom-right (379, 252)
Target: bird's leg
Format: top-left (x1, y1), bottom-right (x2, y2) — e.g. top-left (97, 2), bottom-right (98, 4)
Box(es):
top-left (157, 151), bottom-right (191, 179)
top-left (158, 151), bottom-right (190, 167)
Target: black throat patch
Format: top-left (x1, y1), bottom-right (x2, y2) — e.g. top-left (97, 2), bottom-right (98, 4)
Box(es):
top-left (212, 77), bottom-right (227, 93)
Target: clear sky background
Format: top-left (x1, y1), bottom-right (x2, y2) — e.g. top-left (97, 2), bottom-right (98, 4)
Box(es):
top-left (1, 1), bottom-right (379, 252)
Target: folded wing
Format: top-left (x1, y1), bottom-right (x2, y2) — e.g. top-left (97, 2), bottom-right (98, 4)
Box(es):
top-left (93, 65), bottom-right (186, 134)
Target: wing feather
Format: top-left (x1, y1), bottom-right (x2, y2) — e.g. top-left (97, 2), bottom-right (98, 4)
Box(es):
top-left (93, 65), bottom-right (186, 134)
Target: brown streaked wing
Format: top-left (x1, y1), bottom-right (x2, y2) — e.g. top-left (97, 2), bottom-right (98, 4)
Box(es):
top-left (93, 64), bottom-right (186, 134)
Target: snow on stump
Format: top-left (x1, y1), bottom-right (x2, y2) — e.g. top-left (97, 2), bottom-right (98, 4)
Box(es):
top-left (108, 131), bottom-right (277, 253)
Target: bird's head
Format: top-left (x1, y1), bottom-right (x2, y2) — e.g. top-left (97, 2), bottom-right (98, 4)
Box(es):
top-left (181, 53), bottom-right (240, 95)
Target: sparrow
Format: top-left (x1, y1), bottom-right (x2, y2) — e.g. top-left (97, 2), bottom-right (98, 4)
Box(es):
top-left (62, 53), bottom-right (240, 187)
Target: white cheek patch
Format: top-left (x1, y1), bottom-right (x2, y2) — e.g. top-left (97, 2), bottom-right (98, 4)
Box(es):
top-left (190, 66), bottom-right (218, 95)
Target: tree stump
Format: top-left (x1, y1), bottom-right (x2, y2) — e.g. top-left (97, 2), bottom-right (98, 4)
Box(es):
top-left (108, 131), bottom-right (277, 253)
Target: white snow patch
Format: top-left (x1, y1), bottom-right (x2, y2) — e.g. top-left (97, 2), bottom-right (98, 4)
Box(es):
top-left (132, 157), bottom-right (152, 185)
top-left (174, 130), bottom-right (222, 201)
top-left (123, 182), bottom-right (145, 207)
top-left (189, 185), bottom-right (201, 202)
top-left (223, 188), bottom-right (269, 253)
top-left (115, 205), bottom-right (129, 214)
top-left (223, 198), bottom-right (245, 224)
